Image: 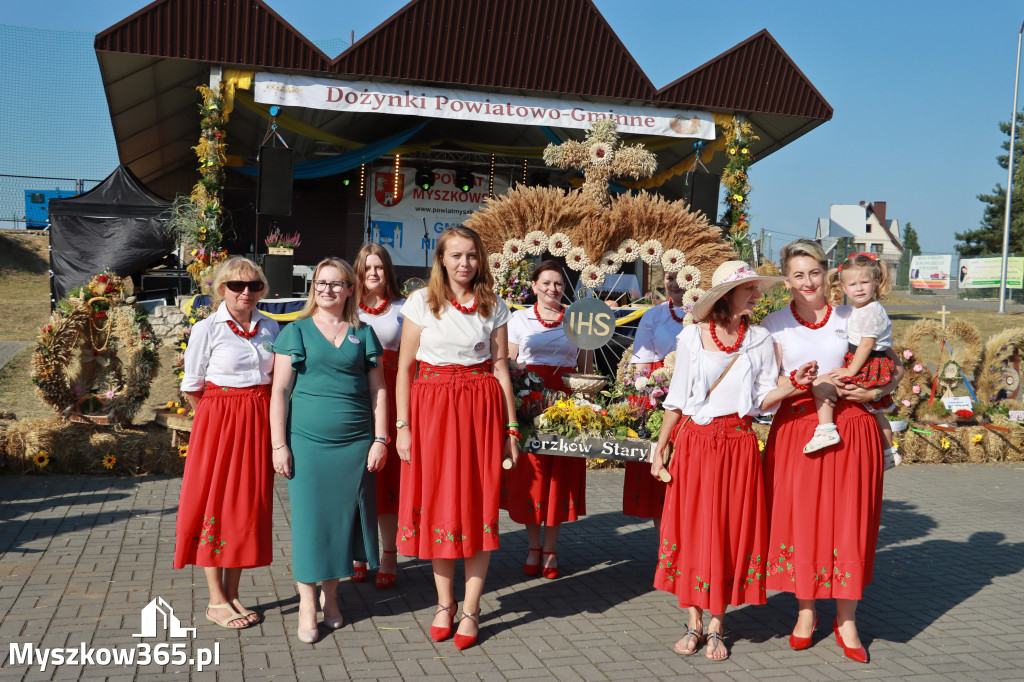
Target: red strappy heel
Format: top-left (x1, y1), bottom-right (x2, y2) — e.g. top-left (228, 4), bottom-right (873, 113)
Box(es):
top-left (541, 551), bottom-right (559, 579)
top-left (430, 602), bottom-right (457, 642)
top-left (454, 611), bottom-right (480, 650)
top-left (523, 547), bottom-right (541, 576)
top-left (351, 561), bottom-right (367, 582)
top-left (375, 550), bottom-right (397, 589)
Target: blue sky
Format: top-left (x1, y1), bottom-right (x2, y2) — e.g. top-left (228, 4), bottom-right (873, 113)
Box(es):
top-left (2, 0), bottom-right (1022, 257)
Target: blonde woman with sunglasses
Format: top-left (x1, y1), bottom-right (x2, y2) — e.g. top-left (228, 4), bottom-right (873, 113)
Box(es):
top-left (174, 257), bottom-right (279, 630)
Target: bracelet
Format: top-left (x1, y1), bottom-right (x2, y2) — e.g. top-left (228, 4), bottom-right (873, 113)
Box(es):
top-left (272, 444), bottom-right (287, 450)
top-left (789, 369), bottom-right (811, 391)
top-left (506, 421), bottom-right (519, 428)
top-left (505, 428), bottom-right (522, 439)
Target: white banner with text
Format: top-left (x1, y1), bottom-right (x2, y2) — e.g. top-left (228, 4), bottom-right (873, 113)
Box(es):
top-left (910, 255), bottom-right (952, 290)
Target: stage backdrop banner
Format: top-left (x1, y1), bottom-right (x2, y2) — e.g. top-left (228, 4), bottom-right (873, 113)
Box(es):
top-left (958, 257), bottom-right (1024, 288)
top-left (910, 255), bottom-right (952, 290)
top-left (254, 74), bottom-right (717, 140)
top-left (369, 167), bottom-right (509, 267)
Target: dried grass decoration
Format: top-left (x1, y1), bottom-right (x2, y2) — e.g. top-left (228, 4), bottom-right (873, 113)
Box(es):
top-left (977, 327), bottom-right (1024, 403)
top-left (898, 318), bottom-right (982, 401)
top-left (31, 271), bottom-right (159, 427)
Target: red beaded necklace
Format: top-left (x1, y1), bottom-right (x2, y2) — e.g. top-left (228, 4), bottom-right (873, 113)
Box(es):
top-left (226, 319), bottom-right (259, 339)
top-left (450, 297), bottom-right (477, 315)
top-left (668, 300), bottom-right (685, 324)
top-left (709, 320), bottom-right (746, 353)
top-left (534, 302), bottom-right (564, 328)
top-left (790, 301), bottom-right (832, 330)
top-left (359, 297), bottom-right (389, 315)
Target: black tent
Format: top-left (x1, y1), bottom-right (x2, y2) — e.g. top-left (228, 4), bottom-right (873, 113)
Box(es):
top-left (48, 165), bottom-right (174, 305)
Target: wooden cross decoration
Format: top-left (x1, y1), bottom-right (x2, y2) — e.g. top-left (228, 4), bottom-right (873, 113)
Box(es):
top-left (937, 304), bottom-right (949, 329)
top-left (542, 119), bottom-right (657, 208)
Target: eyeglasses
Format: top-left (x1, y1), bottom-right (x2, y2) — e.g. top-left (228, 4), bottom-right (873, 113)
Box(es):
top-left (224, 280), bottom-right (265, 293)
top-left (313, 280), bottom-right (350, 292)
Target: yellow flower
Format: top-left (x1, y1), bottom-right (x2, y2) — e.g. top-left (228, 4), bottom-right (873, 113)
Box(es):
top-left (179, 445), bottom-right (189, 458)
top-left (971, 434), bottom-right (984, 444)
top-left (188, 318), bottom-right (196, 324)
top-left (179, 342), bottom-right (187, 350)
top-left (757, 440), bottom-right (765, 452)
top-left (176, 407), bottom-right (188, 415)
top-left (729, 147), bottom-right (737, 154)
top-left (741, 148), bottom-right (749, 154)
top-left (733, 194), bottom-right (744, 202)
top-left (33, 451), bottom-right (50, 468)
top-left (940, 437), bottom-right (951, 450)
top-left (102, 454), bottom-right (117, 470)
top-left (191, 249), bottom-right (198, 256)
top-left (165, 401), bottom-right (176, 409)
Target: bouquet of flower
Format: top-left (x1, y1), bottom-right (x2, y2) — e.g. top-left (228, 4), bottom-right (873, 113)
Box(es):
top-left (495, 259), bottom-right (532, 304)
top-left (508, 360), bottom-right (561, 437)
top-left (535, 398), bottom-right (636, 439)
top-left (265, 228), bottom-right (302, 249)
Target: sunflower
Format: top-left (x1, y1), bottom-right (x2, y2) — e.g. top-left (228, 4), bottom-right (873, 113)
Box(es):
top-left (179, 444), bottom-right (189, 458)
top-left (102, 454), bottom-right (117, 470)
top-left (547, 232), bottom-right (572, 257)
top-left (940, 437), bottom-right (951, 450)
top-left (660, 249), bottom-right (686, 273)
top-left (33, 451), bottom-right (50, 468)
top-left (176, 407), bottom-right (188, 415)
top-left (523, 230), bottom-right (549, 256)
top-left (971, 433), bottom-right (984, 444)
top-left (639, 239), bottom-right (664, 265)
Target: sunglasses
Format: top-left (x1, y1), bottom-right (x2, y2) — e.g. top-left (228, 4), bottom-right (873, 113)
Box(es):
top-left (224, 280), bottom-right (265, 293)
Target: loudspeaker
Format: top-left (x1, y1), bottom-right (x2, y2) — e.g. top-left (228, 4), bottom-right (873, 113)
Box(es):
top-left (683, 172), bottom-right (719, 223)
top-left (257, 146), bottom-right (294, 216)
top-left (263, 254), bottom-right (293, 298)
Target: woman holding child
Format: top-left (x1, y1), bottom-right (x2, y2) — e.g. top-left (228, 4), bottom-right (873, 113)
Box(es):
top-left (761, 239), bottom-right (902, 663)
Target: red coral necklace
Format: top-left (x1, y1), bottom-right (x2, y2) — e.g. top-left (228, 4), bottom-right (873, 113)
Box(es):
top-left (360, 297), bottom-right (388, 315)
top-left (668, 300), bottom-right (685, 324)
top-left (534, 302), bottom-right (564, 328)
top-left (709, 320), bottom-right (746, 353)
top-left (450, 298), bottom-right (477, 315)
top-left (790, 301), bottom-right (832, 330)
top-left (226, 319), bottom-right (258, 339)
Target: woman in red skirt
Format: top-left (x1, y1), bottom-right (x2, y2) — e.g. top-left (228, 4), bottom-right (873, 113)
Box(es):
top-left (624, 269), bottom-right (687, 528)
top-left (174, 257), bottom-right (279, 629)
top-left (502, 261), bottom-right (583, 579)
top-left (354, 243), bottom-right (406, 588)
top-left (650, 261), bottom-right (815, 661)
top-left (395, 225), bottom-right (519, 650)
top-left (761, 239), bottom-right (903, 663)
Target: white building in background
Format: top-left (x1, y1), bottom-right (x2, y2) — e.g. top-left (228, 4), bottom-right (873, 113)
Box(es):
top-left (815, 201), bottom-right (904, 265)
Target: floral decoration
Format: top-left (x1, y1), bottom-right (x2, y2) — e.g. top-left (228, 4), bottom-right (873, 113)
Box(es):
top-left (661, 249), bottom-right (686, 273)
top-left (495, 259), bottom-right (533, 305)
top-left (265, 228), bottom-right (302, 249)
top-left (565, 247), bottom-right (590, 271)
top-left (523, 230), bottom-right (549, 255)
top-left (617, 238), bottom-right (641, 262)
top-left (547, 232), bottom-right (572, 257)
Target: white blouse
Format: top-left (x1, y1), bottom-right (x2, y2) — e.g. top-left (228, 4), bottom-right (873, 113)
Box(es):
top-left (402, 288), bottom-right (511, 365)
top-left (847, 301), bottom-right (892, 351)
top-left (761, 304), bottom-right (853, 374)
top-left (181, 303), bottom-right (280, 391)
top-left (358, 298), bottom-right (405, 351)
top-left (630, 302), bottom-right (685, 364)
top-left (507, 307), bottom-right (578, 368)
top-left (662, 324), bottom-right (779, 424)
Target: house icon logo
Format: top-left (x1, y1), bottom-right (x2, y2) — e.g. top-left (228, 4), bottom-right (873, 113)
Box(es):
top-left (133, 597), bottom-right (197, 639)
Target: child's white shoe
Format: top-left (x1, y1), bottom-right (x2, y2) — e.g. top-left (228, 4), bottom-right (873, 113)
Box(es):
top-left (804, 427), bottom-right (841, 453)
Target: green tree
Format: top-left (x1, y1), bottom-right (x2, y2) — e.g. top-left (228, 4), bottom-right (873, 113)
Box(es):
top-left (956, 111), bottom-right (1024, 256)
top-left (897, 222), bottom-right (919, 289)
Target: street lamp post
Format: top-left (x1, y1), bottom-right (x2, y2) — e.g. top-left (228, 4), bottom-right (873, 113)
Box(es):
top-left (999, 20), bottom-right (1024, 314)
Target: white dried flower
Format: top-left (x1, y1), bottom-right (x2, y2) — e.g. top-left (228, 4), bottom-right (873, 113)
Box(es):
top-left (677, 265), bottom-right (701, 290)
top-left (639, 239), bottom-right (665, 265)
top-left (548, 232), bottom-right (572, 257)
top-left (683, 287), bottom-right (705, 308)
top-left (618, 238), bottom-right (641, 262)
top-left (488, 252), bottom-right (506, 273)
top-left (683, 313), bottom-right (694, 326)
top-left (661, 248), bottom-right (686, 272)
top-left (579, 264), bottom-right (605, 287)
top-left (502, 239), bottom-right (527, 261)
top-left (634, 376), bottom-right (649, 390)
top-left (565, 247), bottom-right (590, 271)
top-left (599, 250), bottom-right (623, 274)
top-left (523, 230), bottom-right (549, 255)
top-left (589, 142), bottom-right (612, 165)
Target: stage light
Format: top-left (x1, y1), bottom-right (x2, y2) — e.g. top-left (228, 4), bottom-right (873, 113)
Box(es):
top-left (455, 168), bottom-right (474, 192)
top-left (342, 177), bottom-right (350, 186)
top-left (416, 168), bottom-right (434, 190)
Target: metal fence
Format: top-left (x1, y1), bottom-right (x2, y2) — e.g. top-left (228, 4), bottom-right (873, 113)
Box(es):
top-left (0, 173), bottom-right (103, 229)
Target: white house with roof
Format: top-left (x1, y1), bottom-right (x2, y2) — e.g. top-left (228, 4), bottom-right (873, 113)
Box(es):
top-left (815, 201), bottom-right (904, 266)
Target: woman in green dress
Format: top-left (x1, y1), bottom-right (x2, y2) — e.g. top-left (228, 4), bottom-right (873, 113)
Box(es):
top-left (270, 257), bottom-right (389, 644)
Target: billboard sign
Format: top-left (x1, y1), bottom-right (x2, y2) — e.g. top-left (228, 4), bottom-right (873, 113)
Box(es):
top-left (958, 257), bottom-right (1024, 288)
top-left (909, 255), bottom-right (952, 290)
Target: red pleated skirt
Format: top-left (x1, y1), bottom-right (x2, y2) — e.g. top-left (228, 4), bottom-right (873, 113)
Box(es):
top-left (623, 359), bottom-right (667, 519)
top-left (654, 415), bottom-right (767, 612)
top-left (501, 364), bottom-right (586, 525)
top-left (174, 383), bottom-right (273, 569)
top-left (397, 362), bottom-right (504, 559)
top-left (375, 349), bottom-right (402, 515)
top-left (764, 395), bottom-right (883, 600)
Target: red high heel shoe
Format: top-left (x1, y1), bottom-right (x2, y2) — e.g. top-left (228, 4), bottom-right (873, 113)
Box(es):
top-left (541, 551), bottom-right (559, 579)
top-left (454, 611), bottom-right (480, 650)
top-left (833, 618), bottom-right (868, 663)
top-left (788, 616), bottom-right (817, 650)
top-left (375, 550), bottom-right (397, 589)
top-left (429, 602), bottom-right (457, 642)
top-left (351, 561), bottom-right (367, 583)
top-left (523, 547), bottom-right (541, 576)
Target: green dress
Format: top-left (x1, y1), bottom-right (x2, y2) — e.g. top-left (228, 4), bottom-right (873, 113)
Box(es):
top-left (274, 317), bottom-right (382, 583)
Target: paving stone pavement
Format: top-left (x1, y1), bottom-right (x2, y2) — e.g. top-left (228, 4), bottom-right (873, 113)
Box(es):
top-left (0, 464), bottom-right (1022, 681)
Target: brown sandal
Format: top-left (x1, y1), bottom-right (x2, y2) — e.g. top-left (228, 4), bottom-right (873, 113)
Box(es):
top-left (705, 631), bottom-right (729, 661)
top-left (673, 626), bottom-right (703, 655)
